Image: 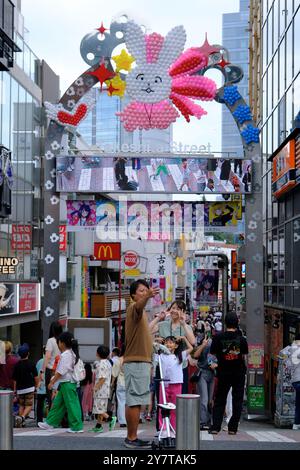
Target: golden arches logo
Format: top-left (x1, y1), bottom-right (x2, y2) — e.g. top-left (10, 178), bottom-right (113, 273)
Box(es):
top-left (97, 245), bottom-right (113, 259)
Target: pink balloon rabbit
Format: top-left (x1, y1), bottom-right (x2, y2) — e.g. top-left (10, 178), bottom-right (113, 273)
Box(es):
top-left (117, 21), bottom-right (217, 132)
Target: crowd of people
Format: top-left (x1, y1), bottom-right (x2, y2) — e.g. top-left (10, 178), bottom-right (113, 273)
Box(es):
top-left (1, 278), bottom-right (300, 448)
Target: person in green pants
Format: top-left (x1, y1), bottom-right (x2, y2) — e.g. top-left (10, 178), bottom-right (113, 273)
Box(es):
top-left (38, 332), bottom-right (83, 433)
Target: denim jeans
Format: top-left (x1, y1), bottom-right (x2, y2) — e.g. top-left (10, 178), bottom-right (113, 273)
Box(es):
top-left (292, 381), bottom-right (300, 425)
top-left (197, 369), bottom-right (215, 425)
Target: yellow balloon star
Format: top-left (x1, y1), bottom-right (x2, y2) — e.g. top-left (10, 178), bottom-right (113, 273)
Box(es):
top-left (112, 49), bottom-right (135, 72)
top-left (105, 74), bottom-right (126, 98)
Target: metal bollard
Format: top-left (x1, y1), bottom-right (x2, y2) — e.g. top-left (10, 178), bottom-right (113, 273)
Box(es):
top-left (176, 394), bottom-right (200, 450)
top-left (0, 390), bottom-right (14, 450)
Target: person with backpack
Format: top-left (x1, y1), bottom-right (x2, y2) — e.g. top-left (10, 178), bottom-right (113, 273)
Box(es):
top-left (209, 313), bottom-right (248, 435)
top-left (287, 334), bottom-right (300, 430)
top-left (38, 332), bottom-right (83, 433)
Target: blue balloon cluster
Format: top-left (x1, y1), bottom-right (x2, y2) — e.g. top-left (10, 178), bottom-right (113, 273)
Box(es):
top-left (241, 125), bottom-right (260, 144)
top-left (233, 105), bottom-right (252, 124)
top-left (223, 86), bottom-right (241, 106)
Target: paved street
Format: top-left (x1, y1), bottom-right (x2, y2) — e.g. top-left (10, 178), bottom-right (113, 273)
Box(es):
top-left (13, 419), bottom-right (300, 451)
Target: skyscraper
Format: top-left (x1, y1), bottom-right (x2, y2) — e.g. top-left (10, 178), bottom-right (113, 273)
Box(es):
top-left (222, 0), bottom-right (250, 157)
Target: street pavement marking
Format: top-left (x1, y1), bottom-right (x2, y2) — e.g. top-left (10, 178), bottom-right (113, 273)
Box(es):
top-left (125, 167), bottom-right (138, 183)
top-left (146, 166), bottom-right (165, 191)
top-left (93, 429), bottom-right (146, 438)
top-left (167, 165), bottom-right (183, 190)
top-left (78, 168), bottom-right (91, 191)
top-left (103, 167), bottom-right (114, 191)
top-left (200, 431), bottom-right (214, 441)
top-left (14, 428), bottom-right (69, 437)
top-left (246, 431), bottom-right (296, 442)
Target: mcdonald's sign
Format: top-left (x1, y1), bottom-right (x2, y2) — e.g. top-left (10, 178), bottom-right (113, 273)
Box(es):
top-left (94, 243), bottom-right (121, 261)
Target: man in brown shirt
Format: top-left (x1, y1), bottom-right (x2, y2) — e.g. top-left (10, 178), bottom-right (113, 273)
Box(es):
top-left (123, 279), bottom-right (160, 449)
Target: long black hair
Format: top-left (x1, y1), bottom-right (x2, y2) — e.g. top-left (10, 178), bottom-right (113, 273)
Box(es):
top-left (48, 321), bottom-right (63, 340)
top-left (164, 335), bottom-right (185, 364)
top-left (81, 363), bottom-right (93, 385)
top-left (58, 331), bottom-right (79, 364)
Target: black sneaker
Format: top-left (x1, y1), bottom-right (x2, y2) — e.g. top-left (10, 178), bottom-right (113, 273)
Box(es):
top-left (124, 438), bottom-right (151, 449)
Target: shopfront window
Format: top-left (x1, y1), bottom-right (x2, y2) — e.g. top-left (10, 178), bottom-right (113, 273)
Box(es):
top-left (294, 7), bottom-right (300, 78)
top-left (267, 230), bottom-right (273, 284)
top-left (293, 218), bottom-right (300, 306)
top-left (272, 229), bottom-right (278, 283)
top-left (278, 228), bottom-right (285, 282)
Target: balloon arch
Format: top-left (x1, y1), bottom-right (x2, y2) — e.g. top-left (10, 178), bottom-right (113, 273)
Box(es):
top-left (42, 17), bottom-right (263, 371)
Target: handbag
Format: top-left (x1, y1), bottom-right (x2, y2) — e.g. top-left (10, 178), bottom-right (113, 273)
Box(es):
top-left (190, 367), bottom-right (202, 383)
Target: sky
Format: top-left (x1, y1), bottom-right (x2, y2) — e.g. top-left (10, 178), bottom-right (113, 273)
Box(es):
top-left (21, 0), bottom-right (240, 152)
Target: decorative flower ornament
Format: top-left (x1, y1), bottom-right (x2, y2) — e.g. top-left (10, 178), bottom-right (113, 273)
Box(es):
top-left (116, 21), bottom-right (217, 131)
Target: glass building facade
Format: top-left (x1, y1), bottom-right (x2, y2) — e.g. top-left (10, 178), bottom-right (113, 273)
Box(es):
top-left (261, 0), bottom-right (300, 415)
top-left (222, 0), bottom-right (250, 157)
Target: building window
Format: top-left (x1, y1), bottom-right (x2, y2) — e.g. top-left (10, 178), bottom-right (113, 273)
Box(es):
top-left (294, 7), bottom-right (300, 78)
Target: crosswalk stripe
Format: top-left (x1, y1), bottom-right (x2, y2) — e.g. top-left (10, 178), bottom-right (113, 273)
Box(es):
top-left (103, 167), bottom-right (115, 191)
top-left (14, 428), bottom-right (68, 437)
top-left (246, 431), bottom-right (296, 442)
top-left (93, 429), bottom-right (145, 438)
top-left (146, 166), bottom-right (165, 191)
top-left (167, 165), bottom-right (183, 190)
top-left (78, 168), bottom-right (91, 191)
top-left (200, 431), bottom-right (214, 441)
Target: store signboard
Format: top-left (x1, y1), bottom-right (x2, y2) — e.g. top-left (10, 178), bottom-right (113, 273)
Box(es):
top-left (19, 283), bottom-right (40, 313)
top-left (94, 243), bottom-right (121, 261)
top-left (0, 257), bottom-right (19, 274)
top-left (0, 283), bottom-right (19, 316)
top-left (231, 250), bottom-right (242, 291)
top-left (68, 200), bottom-right (237, 240)
top-left (57, 155), bottom-right (252, 194)
top-left (247, 386), bottom-right (265, 409)
top-left (11, 225), bottom-right (31, 252)
top-left (59, 225), bottom-right (67, 251)
top-left (272, 140), bottom-right (296, 198)
top-left (123, 251), bottom-right (139, 269)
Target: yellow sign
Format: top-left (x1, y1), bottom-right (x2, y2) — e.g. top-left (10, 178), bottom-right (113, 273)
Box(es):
top-left (124, 269), bottom-right (141, 277)
top-left (176, 257), bottom-right (184, 268)
top-left (200, 306), bottom-right (210, 312)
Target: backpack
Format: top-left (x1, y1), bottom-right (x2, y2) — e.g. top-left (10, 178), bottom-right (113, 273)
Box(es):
top-left (72, 358), bottom-right (86, 382)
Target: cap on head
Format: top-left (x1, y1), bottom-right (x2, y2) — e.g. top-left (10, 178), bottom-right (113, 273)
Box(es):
top-left (18, 343), bottom-right (29, 358)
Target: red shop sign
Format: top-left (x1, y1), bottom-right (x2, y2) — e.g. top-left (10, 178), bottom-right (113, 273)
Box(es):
top-left (59, 225), bottom-right (67, 251)
top-left (94, 243), bottom-right (121, 261)
top-left (124, 251), bottom-right (139, 268)
top-left (11, 225), bottom-right (32, 252)
top-left (19, 283), bottom-right (40, 313)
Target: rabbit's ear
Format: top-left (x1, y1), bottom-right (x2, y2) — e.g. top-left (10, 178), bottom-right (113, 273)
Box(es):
top-left (158, 25), bottom-right (186, 68)
top-left (125, 21), bottom-right (146, 64)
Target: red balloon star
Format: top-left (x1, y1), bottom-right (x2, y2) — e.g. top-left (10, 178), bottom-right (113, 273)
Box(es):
top-left (97, 22), bottom-right (107, 35)
top-left (218, 56), bottom-right (230, 68)
top-left (198, 34), bottom-right (220, 56)
top-left (107, 82), bottom-right (119, 96)
top-left (87, 61), bottom-right (115, 90)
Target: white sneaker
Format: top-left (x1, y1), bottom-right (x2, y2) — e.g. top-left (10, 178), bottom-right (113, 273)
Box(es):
top-left (38, 422), bottom-right (54, 430)
top-left (292, 424), bottom-right (300, 430)
top-left (67, 429), bottom-right (84, 433)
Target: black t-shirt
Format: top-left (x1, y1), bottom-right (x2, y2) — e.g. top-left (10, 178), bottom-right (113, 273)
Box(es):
top-left (12, 359), bottom-right (38, 391)
top-left (210, 330), bottom-right (248, 375)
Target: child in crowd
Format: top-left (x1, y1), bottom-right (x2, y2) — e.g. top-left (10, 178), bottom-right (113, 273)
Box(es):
top-left (13, 343), bottom-right (39, 428)
top-left (38, 332), bottom-right (83, 433)
top-left (36, 347), bottom-right (47, 423)
top-left (90, 345), bottom-right (116, 433)
top-left (111, 345), bottom-right (126, 427)
top-left (157, 336), bottom-right (193, 432)
top-left (81, 363), bottom-right (94, 421)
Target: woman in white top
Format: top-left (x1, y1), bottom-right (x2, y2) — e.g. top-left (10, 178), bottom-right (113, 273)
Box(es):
top-left (38, 331), bottom-right (83, 433)
top-left (42, 321), bottom-right (62, 408)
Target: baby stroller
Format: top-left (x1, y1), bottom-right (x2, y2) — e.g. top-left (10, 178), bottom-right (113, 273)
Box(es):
top-left (152, 349), bottom-right (176, 450)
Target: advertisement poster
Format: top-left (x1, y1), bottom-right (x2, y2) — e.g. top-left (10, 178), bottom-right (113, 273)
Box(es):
top-left (195, 269), bottom-right (219, 303)
top-left (11, 224), bottom-right (32, 252)
top-left (272, 140), bottom-right (296, 198)
top-left (0, 283), bottom-right (19, 315)
top-left (67, 199), bottom-right (205, 241)
top-left (204, 201), bottom-right (242, 230)
top-left (19, 284), bottom-right (40, 313)
top-left (247, 386), bottom-right (265, 409)
top-left (248, 344), bottom-right (265, 369)
top-left (67, 200), bottom-right (96, 229)
top-left (57, 155), bottom-right (252, 194)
